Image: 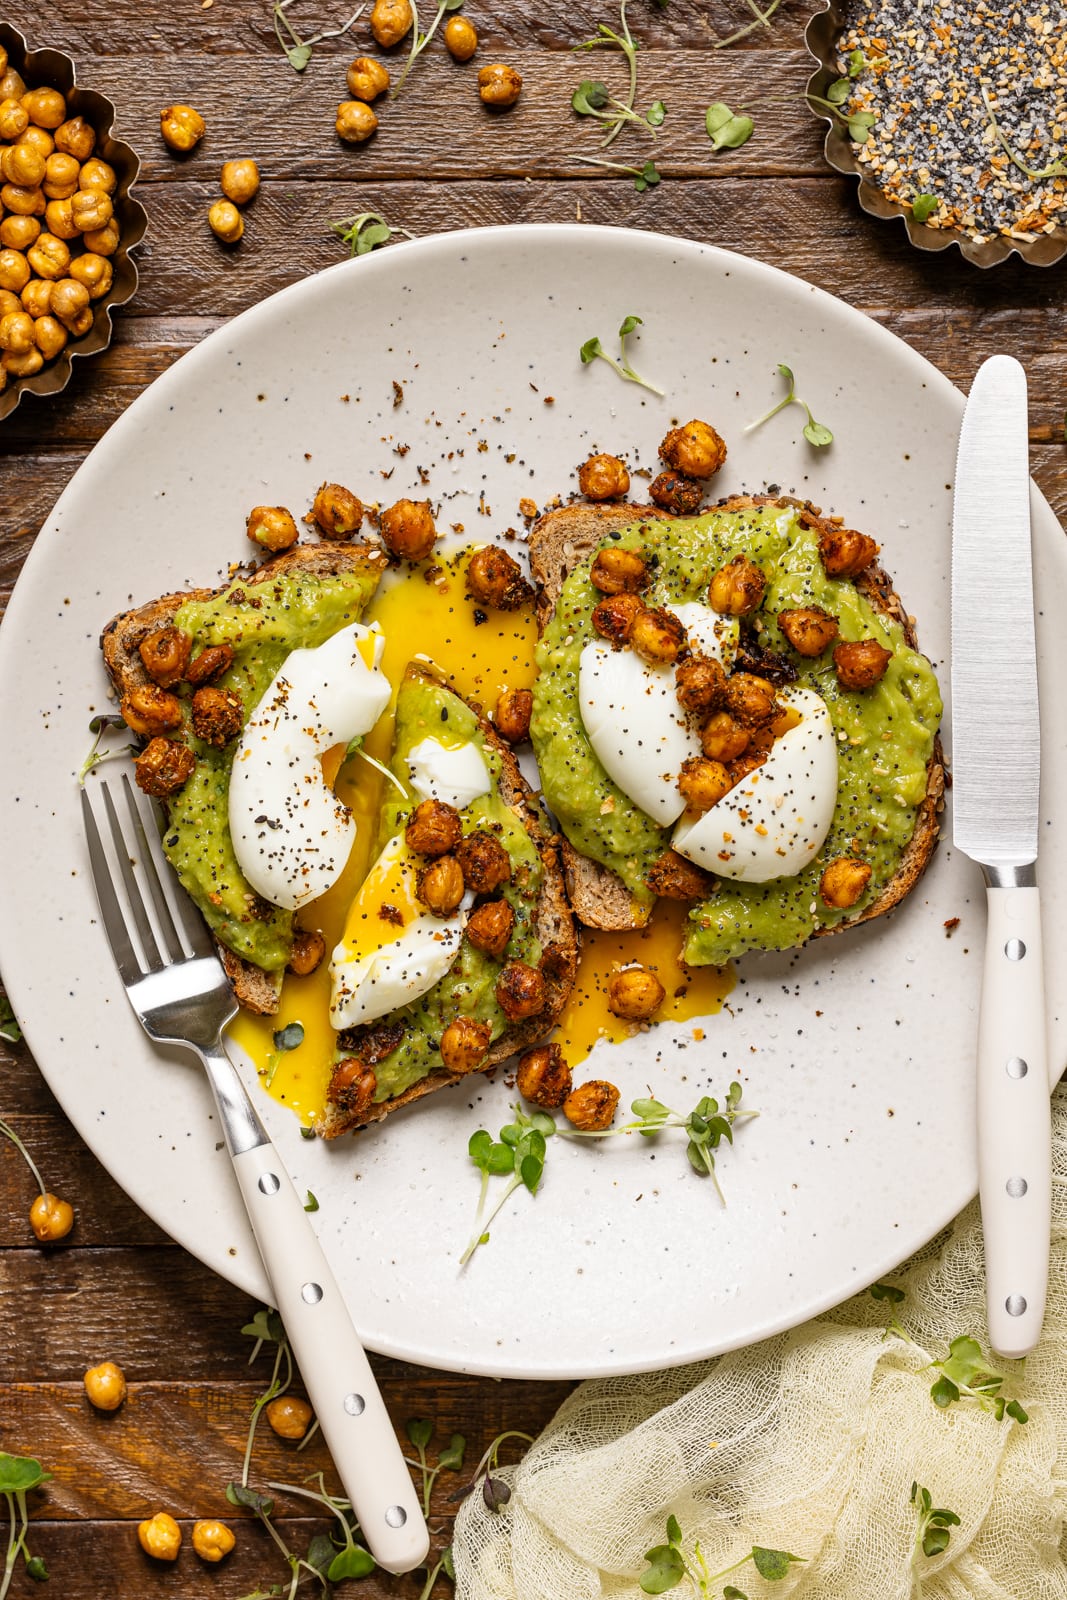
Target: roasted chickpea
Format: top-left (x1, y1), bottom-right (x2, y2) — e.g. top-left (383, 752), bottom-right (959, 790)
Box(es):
top-left (725, 672), bottom-right (778, 729)
top-left (20, 279), bottom-right (52, 318)
top-left (466, 545), bottom-right (533, 610)
top-left (138, 1513), bottom-right (182, 1562)
top-left (17, 124), bottom-right (53, 159)
top-left (417, 855), bottom-right (466, 916)
top-left (191, 686), bottom-right (243, 746)
top-left (631, 605), bottom-right (687, 665)
top-left (660, 418), bottom-right (727, 480)
top-left (456, 830), bottom-right (512, 893)
top-left (0, 288), bottom-right (22, 318)
top-left (495, 960), bottom-right (546, 1021)
top-left (22, 87), bottom-right (66, 130)
top-left (308, 481), bottom-right (363, 539)
top-left (160, 103), bottom-right (206, 152)
top-left (208, 198), bottom-right (243, 244)
top-left (71, 188), bottom-right (113, 232)
top-left (0, 99), bottom-right (29, 141)
top-left (266, 1395), bottom-right (313, 1439)
top-left (79, 157), bottom-right (117, 195)
top-left (287, 928), bottom-right (326, 976)
top-left (465, 898), bottom-right (514, 959)
top-left (139, 626), bottom-right (192, 687)
top-left (677, 756), bottom-right (733, 813)
top-left (516, 1043), bottom-right (572, 1108)
top-left (134, 737), bottom-right (197, 797)
top-left (607, 965), bottom-right (665, 1020)
top-left (494, 687), bottom-right (532, 744)
top-left (818, 524), bottom-right (879, 578)
top-left (675, 653), bottom-right (727, 718)
top-left (66, 306), bottom-right (94, 338)
top-left (84, 1360), bottom-right (127, 1411)
top-left (478, 63), bottom-right (523, 107)
top-left (700, 711), bottom-right (750, 762)
top-left (578, 452), bottom-right (630, 500)
top-left (591, 591), bottom-right (643, 647)
top-left (44, 198), bottom-right (78, 240)
top-left (379, 497), bottom-right (437, 560)
top-left (778, 605), bottom-right (839, 657)
top-left (0, 68), bottom-right (27, 102)
top-left (444, 14), bottom-right (478, 58)
top-left (0, 46), bottom-right (7, 75)
top-left (346, 56), bottom-right (390, 101)
top-left (371, 0), bottom-right (414, 45)
top-left (336, 100), bottom-right (379, 142)
top-left (27, 232), bottom-right (70, 280)
top-left (648, 470), bottom-right (703, 514)
top-left (121, 685), bottom-right (183, 737)
top-left (33, 314), bottom-right (67, 360)
top-left (709, 554), bottom-right (766, 617)
top-left (246, 504), bottom-right (298, 552)
top-left (29, 1191), bottom-right (74, 1241)
top-left (0, 214), bottom-right (39, 251)
top-left (83, 216), bottom-right (120, 254)
top-left (41, 150), bottom-right (78, 197)
top-left (1, 346), bottom-right (43, 376)
top-left (646, 849), bottom-right (715, 902)
top-left (589, 545), bottom-right (649, 595)
top-left (0, 248), bottom-right (30, 293)
top-left (1, 141), bottom-right (45, 187)
top-left (50, 276), bottom-right (90, 325)
top-left (820, 856), bottom-right (873, 910)
top-left (54, 115), bottom-right (96, 162)
top-left (0, 310), bottom-right (34, 353)
top-left (192, 1520), bottom-right (236, 1564)
top-left (563, 1079), bottom-right (620, 1131)
top-left (220, 158), bottom-right (260, 205)
top-left (68, 252), bottom-right (112, 298)
top-left (405, 797), bottom-right (463, 858)
top-left (439, 1016), bottom-right (492, 1073)
top-left (832, 639), bottom-right (893, 690)
top-left (0, 183), bottom-right (45, 217)
top-left (185, 643), bottom-right (234, 685)
top-left (327, 1057), bottom-right (377, 1120)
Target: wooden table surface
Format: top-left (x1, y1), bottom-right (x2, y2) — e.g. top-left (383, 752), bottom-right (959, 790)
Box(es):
top-left (2, 1), bottom-right (1065, 1594)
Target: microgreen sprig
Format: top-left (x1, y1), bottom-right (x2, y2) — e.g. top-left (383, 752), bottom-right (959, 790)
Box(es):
top-left (571, 79), bottom-right (665, 140)
top-left (705, 101), bottom-right (754, 151)
top-left (239, 1308), bottom-right (294, 1487)
top-left (574, 154), bottom-right (661, 192)
top-left (404, 1419), bottom-right (466, 1517)
top-left (807, 84), bottom-right (876, 145)
top-left (455, 1429), bottom-right (534, 1515)
top-left (461, 1106), bottom-right (555, 1264)
top-left (909, 1482), bottom-right (960, 1562)
top-left (714, 0), bottom-right (783, 50)
top-left (558, 1083), bottom-right (754, 1203)
top-left (883, 1320), bottom-right (1029, 1424)
top-left (331, 210), bottom-right (416, 257)
top-left (0, 1454), bottom-right (51, 1598)
top-left (746, 362), bottom-right (833, 448)
top-left (911, 193), bottom-right (939, 223)
top-left (979, 85), bottom-right (1067, 181)
top-left (641, 1513), bottom-right (805, 1596)
top-left (77, 712), bottom-right (135, 786)
top-left (580, 314), bottom-right (664, 396)
top-left (571, 0), bottom-right (643, 149)
top-left (0, 993), bottom-right (21, 1045)
top-left (391, 0), bottom-right (465, 98)
top-left (272, 0), bottom-right (363, 72)
top-left (265, 1474), bottom-right (375, 1584)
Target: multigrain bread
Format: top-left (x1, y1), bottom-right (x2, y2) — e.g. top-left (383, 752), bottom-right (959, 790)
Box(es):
top-left (316, 660), bottom-right (576, 1136)
top-left (100, 543), bottom-right (388, 1014)
top-left (529, 493), bottom-right (945, 939)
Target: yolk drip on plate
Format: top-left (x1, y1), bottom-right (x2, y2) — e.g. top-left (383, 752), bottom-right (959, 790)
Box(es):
top-left (228, 549), bottom-right (538, 1123)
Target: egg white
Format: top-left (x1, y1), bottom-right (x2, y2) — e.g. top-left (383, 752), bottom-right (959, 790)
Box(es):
top-left (407, 736), bottom-right (491, 810)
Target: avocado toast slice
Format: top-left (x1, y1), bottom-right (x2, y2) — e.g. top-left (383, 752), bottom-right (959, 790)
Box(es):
top-left (100, 543), bottom-right (388, 1014)
top-left (317, 661), bottom-right (576, 1136)
top-left (529, 495), bottom-right (945, 963)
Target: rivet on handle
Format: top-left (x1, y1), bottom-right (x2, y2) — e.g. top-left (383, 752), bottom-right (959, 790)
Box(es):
top-left (1006, 1057), bottom-right (1029, 1078)
top-left (1005, 938), bottom-right (1026, 961)
top-left (301, 1282), bottom-right (323, 1304)
top-left (344, 1393), bottom-right (366, 1415)
top-left (1006, 1176), bottom-right (1028, 1197)
top-left (385, 1506), bottom-right (408, 1528)
top-left (1005, 1294), bottom-right (1027, 1317)
top-left (258, 1173), bottom-right (281, 1194)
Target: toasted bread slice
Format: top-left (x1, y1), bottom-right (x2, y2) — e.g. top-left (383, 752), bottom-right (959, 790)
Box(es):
top-left (100, 543), bottom-right (388, 1014)
top-left (315, 661), bottom-right (577, 1137)
top-left (529, 494), bottom-right (945, 941)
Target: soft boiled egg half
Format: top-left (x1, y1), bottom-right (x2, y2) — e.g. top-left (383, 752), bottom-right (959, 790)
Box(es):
top-left (673, 687), bottom-right (838, 882)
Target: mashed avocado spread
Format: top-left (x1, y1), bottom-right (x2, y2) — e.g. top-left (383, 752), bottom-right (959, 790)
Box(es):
top-left (164, 567), bottom-right (382, 970)
top-left (353, 676), bottom-right (545, 1102)
top-left (529, 504), bottom-right (942, 965)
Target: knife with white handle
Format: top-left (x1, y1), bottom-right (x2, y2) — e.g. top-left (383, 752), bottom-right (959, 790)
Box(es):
top-left (950, 354), bottom-right (1050, 1359)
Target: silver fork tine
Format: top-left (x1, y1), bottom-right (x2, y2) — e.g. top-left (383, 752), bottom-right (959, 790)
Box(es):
top-left (101, 780), bottom-right (165, 972)
top-left (80, 787), bottom-right (144, 985)
top-left (120, 776), bottom-right (186, 963)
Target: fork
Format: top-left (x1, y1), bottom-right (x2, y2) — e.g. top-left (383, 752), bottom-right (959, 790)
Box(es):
top-left (81, 773), bottom-right (429, 1575)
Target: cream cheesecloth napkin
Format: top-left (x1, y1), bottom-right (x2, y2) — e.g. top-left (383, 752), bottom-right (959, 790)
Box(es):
top-left (453, 1084), bottom-right (1067, 1600)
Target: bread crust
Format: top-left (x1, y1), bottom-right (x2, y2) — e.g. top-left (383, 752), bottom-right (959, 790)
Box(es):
top-left (315, 661), bottom-right (577, 1137)
top-left (528, 493), bottom-right (945, 940)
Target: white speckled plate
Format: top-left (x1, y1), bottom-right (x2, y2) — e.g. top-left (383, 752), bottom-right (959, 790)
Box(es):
top-left (2, 226), bottom-right (1065, 1379)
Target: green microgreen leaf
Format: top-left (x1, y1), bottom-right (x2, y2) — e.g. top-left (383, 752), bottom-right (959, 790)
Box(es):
top-left (723, 1589), bottom-right (748, 1600)
top-left (304, 1532), bottom-right (337, 1576)
top-left (929, 1374), bottom-right (960, 1408)
top-left (647, 99), bottom-right (666, 126)
top-left (869, 1281), bottom-right (906, 1304)
top-left (303, 1191), bottom-right (319, 1212)
top-left (227, 1480), bottom-right (275, 1516)
top-left (570, 0), bottom-right (641, 148)
top-left (407, 1418), bottom-right (434, 1450)
top-left (848, 110), bottom-right (876, 143)
top-left (437, 1433), bottom-right (466, 1472)
top-left (327, 1545), bottom-right (376, 1581)
top-left (331, 209), bottom-right (415, 258)
top-left (826, 77), bottom-right (851, 104)
top-left (751, 1546), bottom-right (805, 1580)
top-left (848, 47), bottom-right (866, 76)
top-left (461, 1107), bottom-right (556, 1262)
top-left (272, 1022), bottom-right (304, 1052)
top-left (0, 1456), bottom-right (50, 1495)
top-left (807, 89), bottom-right (877, 144)
top-left (911, 193), bottom-right (938, 223)
top-left (911, 1481), bottom-right (961, 1562)
top-left (1006, 1398), bottom-right (1029, 1423)
top-left (640, 1543), bottom-right (686, 1593)
top-left (803, 417), bottom-right (834, 448)
top-left (705, 100), bottom-right (754, 150)
top-left (573, 79), bottom-right (611, 114)
top-left (25, 1555), bottom-right (49, 1582)
top-left (633, 158), bottom-right (661, 190)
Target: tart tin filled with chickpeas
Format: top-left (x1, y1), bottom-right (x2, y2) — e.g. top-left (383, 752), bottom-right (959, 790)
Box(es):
top-left (0, 23), bottom-right (146, 420)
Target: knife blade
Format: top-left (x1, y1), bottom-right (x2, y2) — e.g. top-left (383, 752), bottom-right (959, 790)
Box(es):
top-left (951, 353), bottom-right (1050, 1359)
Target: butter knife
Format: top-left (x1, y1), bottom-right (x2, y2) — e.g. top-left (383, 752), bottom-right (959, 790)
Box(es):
top-left (950, 353), bottom-right (1050, 1359)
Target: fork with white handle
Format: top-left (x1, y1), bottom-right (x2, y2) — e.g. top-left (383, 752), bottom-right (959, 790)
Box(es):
top-left (80, 773), bottom-right (429, 1575)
